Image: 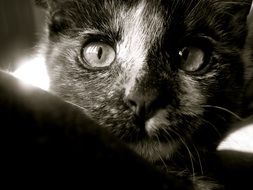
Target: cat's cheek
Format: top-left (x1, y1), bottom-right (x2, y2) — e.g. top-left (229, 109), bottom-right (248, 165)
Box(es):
top-left (179, 73), bottom-right (205, 115)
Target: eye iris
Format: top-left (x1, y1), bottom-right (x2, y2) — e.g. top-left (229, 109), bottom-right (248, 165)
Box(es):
top-left (82, 42), bottom-right (116, 68)
top-left (179, 46), bottom-right (205, 72)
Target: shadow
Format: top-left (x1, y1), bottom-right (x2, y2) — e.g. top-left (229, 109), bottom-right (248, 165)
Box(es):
top-left (215, 150), bottom-right (253, 190)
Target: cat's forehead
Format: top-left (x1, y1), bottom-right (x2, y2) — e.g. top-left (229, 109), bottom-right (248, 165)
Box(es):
top-left (54, 0), bottom-right (229, 45)
top-left (52, 0), bottom-right (250, 39)
top-left (72, 0), bottom-right (168, 34)
top-left (113, 1), bottom-right (165, 61)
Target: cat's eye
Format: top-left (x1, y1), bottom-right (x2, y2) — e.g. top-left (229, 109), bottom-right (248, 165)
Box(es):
top-left (179, 47), bottom-right (205, 72)
top-left (82, 42), bottom-right (116, 69)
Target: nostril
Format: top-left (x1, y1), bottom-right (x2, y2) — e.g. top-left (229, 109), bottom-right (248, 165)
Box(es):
top-left (128, 99), bottom-right (137, 108)
top-left (124, 96), bottom-right (146, 119)
top-left (124, 90), bottom-right (159, 120)
top-left (125, 98), bottom-right (139, 114)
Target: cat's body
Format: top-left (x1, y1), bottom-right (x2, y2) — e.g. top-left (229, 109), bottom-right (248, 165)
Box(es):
top-left (38, 0), bottom-right (252, 189)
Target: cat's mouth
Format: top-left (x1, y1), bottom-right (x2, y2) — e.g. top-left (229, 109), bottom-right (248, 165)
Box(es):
top-left (118, 109), bottom-right (173, 142)
top-left (115, 109), bottom-right (185, 161)
top-left (142, 109), bottom-right (170, 137)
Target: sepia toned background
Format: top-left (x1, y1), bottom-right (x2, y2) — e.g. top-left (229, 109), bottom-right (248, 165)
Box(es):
top-left (0, 0), bottom-right (45, 71)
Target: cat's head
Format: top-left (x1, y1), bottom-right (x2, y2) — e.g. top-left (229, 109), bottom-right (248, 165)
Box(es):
top-left (38, 0), bottom-right (252, 161)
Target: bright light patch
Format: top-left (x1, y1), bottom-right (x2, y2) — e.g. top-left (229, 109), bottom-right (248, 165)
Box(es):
top-left (12, 55), bottom-right (50, 91)
top-left (218, 124), bottom-right (253, 153)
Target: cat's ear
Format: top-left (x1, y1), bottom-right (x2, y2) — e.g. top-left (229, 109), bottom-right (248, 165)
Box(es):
top-left (35, 0), bottom-right (74, 34)
top-left (247, 1), bottom-right (253, 23)
top-left (221, 0), bottom-right (252, 14)
top-left (222, 0), bottom-right (252, 26)
top-left (242, 1), bottom-right (253, 115)
top-left (218, 0), bottom-right (253, 47)
top-left (34, 0), bottom-right (49, 9)
top-left (34, 0), bottom-right (66, 10)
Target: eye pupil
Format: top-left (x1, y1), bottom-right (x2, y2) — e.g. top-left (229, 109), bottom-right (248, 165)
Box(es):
top-left (97, 47), bottom-right (103, 60)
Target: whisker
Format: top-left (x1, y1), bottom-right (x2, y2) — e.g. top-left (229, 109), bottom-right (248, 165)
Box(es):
top-left (155, 134), bottom-right (169, 173)
top-left (163, 128), bottom-right (196, 180)
top-left (160, 127), bottom-right (187, 166)
top-left (179, 139), bottom-right (195, 180)
top-left (192, 144), bottom-right (204, 175)
top-left (202, 105), bottom-right (243, 121)
top-left (66, 100), bottom-right (88, 111)
top-left (160, 127), bottom-right (184, 159)
top-left (200, 118), bottom-right (222, 138)
top-left (160, 127), bottom-right (174, 143)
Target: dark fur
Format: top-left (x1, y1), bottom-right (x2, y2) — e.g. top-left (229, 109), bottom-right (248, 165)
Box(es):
top-left (38, 0), bottom-right (252, 189)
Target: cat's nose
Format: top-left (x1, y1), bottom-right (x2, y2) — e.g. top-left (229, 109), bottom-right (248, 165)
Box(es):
top-left (124, 92), bottom-right (156, 119)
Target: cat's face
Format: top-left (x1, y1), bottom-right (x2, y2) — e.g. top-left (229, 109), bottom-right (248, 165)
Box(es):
top-left (42, 0), bottom-right (251, 161)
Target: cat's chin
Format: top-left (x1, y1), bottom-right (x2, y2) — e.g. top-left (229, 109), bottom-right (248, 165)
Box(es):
top-left (128, 140), bottom-right (178, 162)
top-left (118, 109), bottom-right (181, 161)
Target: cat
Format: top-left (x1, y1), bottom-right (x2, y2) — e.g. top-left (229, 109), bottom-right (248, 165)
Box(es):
top-left (37, 0), bottom-right (252, 189)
